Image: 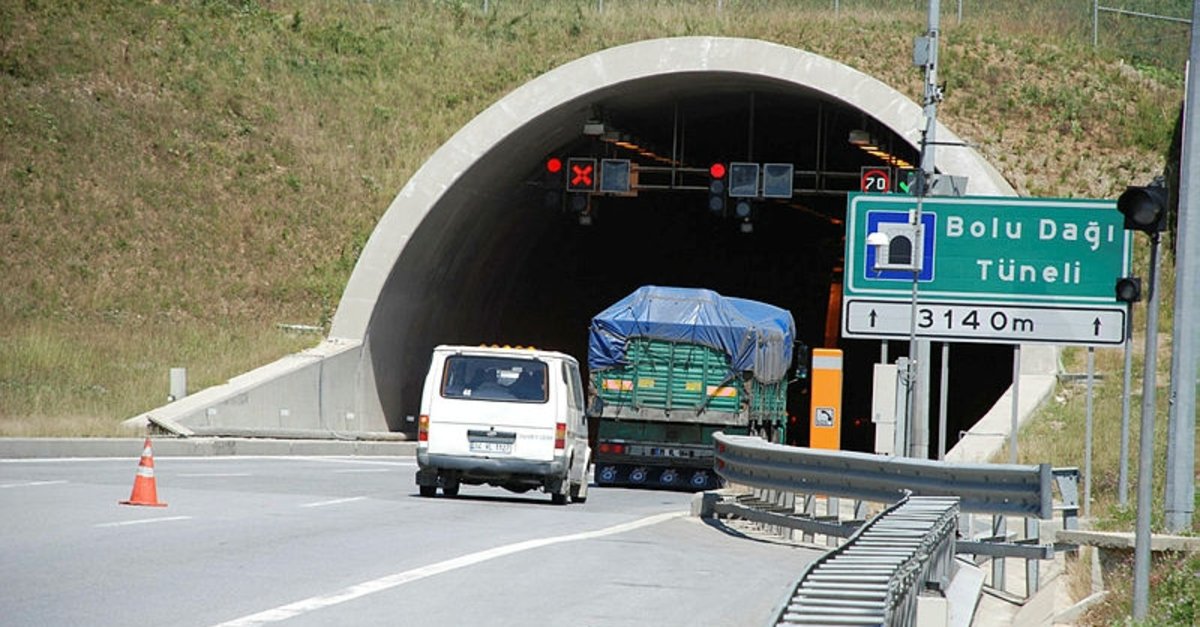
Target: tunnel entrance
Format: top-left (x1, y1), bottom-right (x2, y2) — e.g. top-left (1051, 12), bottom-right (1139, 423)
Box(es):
top-left (357, 41), bottom-right (1017, 456)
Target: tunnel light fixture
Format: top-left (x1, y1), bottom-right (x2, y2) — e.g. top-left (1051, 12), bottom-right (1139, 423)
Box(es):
top-left (849, 129), bottom-right (913, 169)
top-left (848, 129), bottom-right (873, 146)
top-left (599, 134), bottom-right (677, 166)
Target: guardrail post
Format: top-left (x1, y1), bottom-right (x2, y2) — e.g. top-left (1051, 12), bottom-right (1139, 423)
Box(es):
top-left (1025, 517), bottom-right (1040, 595)
top-left (803, 493), bottom-right (815, 543)
top-left (827, 496), bottom-right (840, 546)
top-left (992, 515), bottom-right (1006, 592)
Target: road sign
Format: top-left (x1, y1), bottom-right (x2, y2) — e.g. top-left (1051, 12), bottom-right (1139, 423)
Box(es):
top-left (845, 300), bottom-right (1127, 344)
top-left (762, 163), bottom-right (794, 198)
top-left (599, 159), bottom-right (631, 194)
top-left (842, 194), bottom-right (1133, 345)
top-left (728, 162), bottom-right (759, 198)
top-left (860, 166), bottom-right (892, 193)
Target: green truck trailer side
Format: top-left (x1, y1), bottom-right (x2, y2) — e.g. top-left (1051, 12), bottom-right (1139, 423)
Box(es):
top-left (588, 338), bottom-right (789, 490)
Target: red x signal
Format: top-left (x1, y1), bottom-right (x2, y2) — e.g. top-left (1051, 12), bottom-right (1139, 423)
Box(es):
top-left (566, 158), bottom-right (597, 192)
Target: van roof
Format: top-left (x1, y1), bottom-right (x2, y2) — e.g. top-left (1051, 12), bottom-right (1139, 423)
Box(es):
top-left (434, 344), bottom-right (578, 364)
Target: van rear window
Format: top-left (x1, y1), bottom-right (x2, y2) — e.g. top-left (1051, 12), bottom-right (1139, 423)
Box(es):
top-left (441, 355), bottom-right (548, 403)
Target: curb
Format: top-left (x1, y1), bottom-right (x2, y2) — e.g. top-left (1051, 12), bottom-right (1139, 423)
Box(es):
top-left (0, 437), bottom-right (417, 459)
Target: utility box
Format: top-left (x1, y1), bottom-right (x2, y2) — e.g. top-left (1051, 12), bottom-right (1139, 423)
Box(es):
top-left (808, 349), bottom-right (843, 450)
top-left (872, 362), bottom-right (899, 455)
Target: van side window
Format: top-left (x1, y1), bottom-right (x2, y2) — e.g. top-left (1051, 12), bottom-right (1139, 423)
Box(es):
top-left (567, 363), bottom-right (585, 412)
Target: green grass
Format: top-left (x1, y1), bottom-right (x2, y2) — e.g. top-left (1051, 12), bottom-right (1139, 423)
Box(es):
top-left (0, 0), bottom-right (1193, 618)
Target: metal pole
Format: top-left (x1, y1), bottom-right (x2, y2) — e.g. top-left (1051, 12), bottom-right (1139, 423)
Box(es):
top-left (1120, 314), bottom-right (1133, 507)
top-left (1133, 230), bottom-right (1164, 620)
top-left (1164, 1), bottom-right (1199, 533)
top-left (957, 0), bottom-right (963, 25)
top-left (881, 340), bottom-right (889, 364)
top-left (1084, 347), bottom-right (1095, 518)
top-left (1093, 0), bottom-right (1099, 48)
top-left (1010, 345), bottom-right (1021, 463)
top-left (908, 0), bottom-right (941, 461)
top-left (938, 343), bottom-right (949, 460)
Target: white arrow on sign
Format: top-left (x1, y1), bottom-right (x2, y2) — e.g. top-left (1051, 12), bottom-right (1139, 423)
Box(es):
top-left (843, 299), bottom-right (1127, 345)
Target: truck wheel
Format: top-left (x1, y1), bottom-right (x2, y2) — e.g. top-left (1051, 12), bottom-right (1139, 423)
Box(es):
top-left (419, 485), bottom-right (437, 498)
top-left (442, 477), bottom-right (460, 497)
top-left (551, 492), bottom-right (568, 505)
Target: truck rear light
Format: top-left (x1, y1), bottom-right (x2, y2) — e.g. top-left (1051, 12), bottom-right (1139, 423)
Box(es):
top-left (554, 422), bottom-right (566, 449)
top-left (612, 443), bottom-right (624, 454)
top-left (418, 415), bottom-right (429, 442)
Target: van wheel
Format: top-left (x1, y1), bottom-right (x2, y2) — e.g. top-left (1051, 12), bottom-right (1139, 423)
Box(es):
top-left (419, 485), bottom-right (437, 498)
top-left (551, 492), bottom-right (568, 505)
top-left (442, 478), bottom-right (460, 497)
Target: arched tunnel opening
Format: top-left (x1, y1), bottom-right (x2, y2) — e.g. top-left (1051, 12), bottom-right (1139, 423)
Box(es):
top-left (365, 72), bottom-right (1013, 456)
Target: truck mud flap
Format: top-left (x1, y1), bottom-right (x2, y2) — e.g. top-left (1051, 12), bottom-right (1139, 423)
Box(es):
top-left (594, 463), bottom-right (722, 492)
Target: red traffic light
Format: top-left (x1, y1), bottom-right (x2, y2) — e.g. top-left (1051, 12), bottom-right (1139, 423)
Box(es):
top-left (709, 163), bottom-right (726, 179)
top-left (546, 157), bottom-right (563, 174)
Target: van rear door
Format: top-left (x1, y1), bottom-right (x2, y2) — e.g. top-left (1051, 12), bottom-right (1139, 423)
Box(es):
top-left (427, 352), bottom-right (557, 462)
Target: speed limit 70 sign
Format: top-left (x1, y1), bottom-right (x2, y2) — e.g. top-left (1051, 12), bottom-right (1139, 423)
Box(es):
top-left (859, 166), bottom-right (892, 193)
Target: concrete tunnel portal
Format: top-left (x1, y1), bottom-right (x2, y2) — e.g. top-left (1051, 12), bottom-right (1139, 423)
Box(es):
top-left (139, 38), bottom-right (1027, 456)
top-left (343, 37), bottom-right (1018, 454)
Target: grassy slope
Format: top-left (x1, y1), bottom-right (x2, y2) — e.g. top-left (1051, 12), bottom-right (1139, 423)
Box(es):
top-left (0, 1), bottom-right (1193, 621)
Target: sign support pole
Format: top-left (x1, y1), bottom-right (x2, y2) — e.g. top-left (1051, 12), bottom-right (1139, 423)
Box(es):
top-left (1133, 230), bottom-right (1164, 620)
top-left (906, 0), bottom-right (941, 460)
top-left (1119, 316), bottom-right (1133, 507)
top-left (1163, 0), bottom-right (1198, 533)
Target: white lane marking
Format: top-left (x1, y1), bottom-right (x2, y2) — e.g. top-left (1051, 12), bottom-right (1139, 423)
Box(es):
top-left (212, 511), bottom-right (686, 627)
top-left (95, 516), bottom-right (192, 528)
top-left (299, 496), bottom-right (367, 508)
top-left (178, 473), bottom-right (253, 478)
top-left (332, 468), bottom-right (391, 474)
top-left (0, 480), bottom-right (68, 488)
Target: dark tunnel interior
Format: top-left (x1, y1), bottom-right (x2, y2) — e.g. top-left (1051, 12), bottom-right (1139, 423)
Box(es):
top-left (367, 75), bottom-right (1014, 456)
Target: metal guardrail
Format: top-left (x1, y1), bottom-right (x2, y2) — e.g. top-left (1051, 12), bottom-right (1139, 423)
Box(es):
top-left (713, 433), bottom-right (1076, 522)
top-left (774, 494), bottom-right (959, 627)
top-left (711, 432), bottom-right (1081, 607)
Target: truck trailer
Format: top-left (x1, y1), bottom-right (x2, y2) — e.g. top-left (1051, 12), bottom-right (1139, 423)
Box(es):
top-left (586, 286), bottom-right (799, 491)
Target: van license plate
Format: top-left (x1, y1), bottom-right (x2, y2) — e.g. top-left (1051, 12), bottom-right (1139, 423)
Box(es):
top-left (470, 441), bottom-right (512, 454)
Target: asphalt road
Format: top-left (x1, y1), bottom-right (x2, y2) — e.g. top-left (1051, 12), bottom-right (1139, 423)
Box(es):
top-left (1, 455), bottom-right (820, 626)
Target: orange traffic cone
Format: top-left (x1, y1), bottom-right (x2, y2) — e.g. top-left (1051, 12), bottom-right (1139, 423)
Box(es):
top-left (120, 437), bottom-right (166, 507)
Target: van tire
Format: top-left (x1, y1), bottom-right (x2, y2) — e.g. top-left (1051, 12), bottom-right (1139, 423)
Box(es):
top-left (419, 485), bottom-right (437, 498)
top-left (551, 492), bottom-right (568, 505)
top-left (442, 478), bottom-right (460, 497)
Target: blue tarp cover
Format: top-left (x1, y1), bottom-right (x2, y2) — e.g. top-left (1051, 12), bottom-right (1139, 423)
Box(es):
top-left (588, 286), bottom-right (796, 384)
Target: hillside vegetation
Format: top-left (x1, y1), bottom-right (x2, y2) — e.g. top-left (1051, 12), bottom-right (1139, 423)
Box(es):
top-left (1, 1), bottom-right (1194, 623)
top-left (0, 0), bottom-right (1182, 429)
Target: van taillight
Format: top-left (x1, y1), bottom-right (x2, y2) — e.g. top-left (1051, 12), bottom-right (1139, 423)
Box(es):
top-left (418, 415), bottom-right (429, 442)
top-left (554, 422), bottom-right (566, 449)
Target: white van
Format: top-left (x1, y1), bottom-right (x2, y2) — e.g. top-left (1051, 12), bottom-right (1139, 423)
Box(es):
top-left (416, 345), bottom-right (591, 505)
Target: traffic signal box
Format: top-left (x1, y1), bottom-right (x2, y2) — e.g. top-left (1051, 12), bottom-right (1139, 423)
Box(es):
top-left (808, 348), bottom-right (843, 451)
top-left (1117, 184), bottom-right (1169, 233)
top-left (566, 158), bottom-right (597, 193)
